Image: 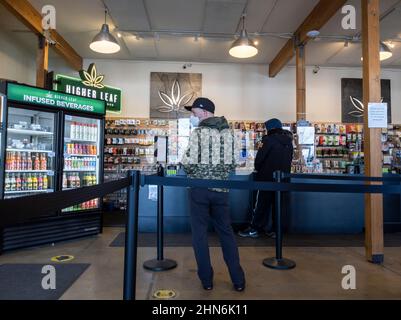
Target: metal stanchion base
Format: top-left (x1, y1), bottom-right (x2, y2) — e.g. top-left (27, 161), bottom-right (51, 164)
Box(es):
top-left (263, 257), bottom-right (296, 270)
top-left (143, 259), bottom-right (177, 272)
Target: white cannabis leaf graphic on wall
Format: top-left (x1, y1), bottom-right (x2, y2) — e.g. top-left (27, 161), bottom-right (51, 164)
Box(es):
top-left (348, 96), bottom-right (384, 118)
top-left (157, 80), bottom-right (194, 113)
top-left (79, 63), bottom-right (105, 89)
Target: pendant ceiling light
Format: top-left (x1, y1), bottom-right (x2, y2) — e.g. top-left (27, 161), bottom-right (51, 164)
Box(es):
top-left (361, 41), bottom-right (393, 62)
top-left (229, 15), bottom-right (258, 59)
top-left (379, 41), bottom-right (393, 61)
top-left (90, 10), bottom-right (120, 54)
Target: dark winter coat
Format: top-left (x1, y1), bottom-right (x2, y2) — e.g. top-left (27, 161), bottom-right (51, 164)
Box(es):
top-left (254, 128), bottom-right (294, 181)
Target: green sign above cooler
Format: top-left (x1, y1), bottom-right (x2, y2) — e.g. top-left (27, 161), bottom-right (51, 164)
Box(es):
top-left (55, 63), bottom-right (122, 113)
top-left (7, 83), bottom-right (106, 115)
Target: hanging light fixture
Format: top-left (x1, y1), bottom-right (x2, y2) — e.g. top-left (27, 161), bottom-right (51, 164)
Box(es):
top-left (229, 15), bottom-right (258, 59)
top-left (90, 10), bottom-right (120, 54)
top-left (361, 41), bottom-right (393, 62)
top-left (379, 41), bottom-right (392, 61)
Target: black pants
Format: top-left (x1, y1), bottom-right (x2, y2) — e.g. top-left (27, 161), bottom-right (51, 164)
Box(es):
top-left (189, 188), bottom-right (245, 287)
top-left (250, 190), bottom-right (276, 232)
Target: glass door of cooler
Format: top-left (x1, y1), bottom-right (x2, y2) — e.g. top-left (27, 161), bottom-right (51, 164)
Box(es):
top-left (4, 107), bottom-right (56, 199)
top-left (62, 114), bottom-right (101, 212)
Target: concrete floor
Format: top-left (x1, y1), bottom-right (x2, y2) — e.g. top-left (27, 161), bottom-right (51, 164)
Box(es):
top-left (1, 227), bottom-right (401, 300)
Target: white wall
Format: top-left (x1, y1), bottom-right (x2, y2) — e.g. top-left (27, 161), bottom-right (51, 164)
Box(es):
top-left (306, 67), bottom-right (401, 123)
top-left (79, 60), bottom-right (298, 121)
top-left (5, 51), bottom-right (401, 124)
top-left (62, 59), bottom-right (399, 123)
top-left (0, 30), bottom-right (36, 85)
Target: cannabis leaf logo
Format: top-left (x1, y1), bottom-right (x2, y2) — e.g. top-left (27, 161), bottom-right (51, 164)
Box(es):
top-left (79, 63), bottom-right (105, 89)
top-left (157, 80), bottom-right (194, 113)
top-left (349, 96), bottom-right (384, 118)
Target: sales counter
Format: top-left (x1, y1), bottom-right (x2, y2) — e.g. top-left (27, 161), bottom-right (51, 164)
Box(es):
top-left (137, 171), bottom-right (401, 234)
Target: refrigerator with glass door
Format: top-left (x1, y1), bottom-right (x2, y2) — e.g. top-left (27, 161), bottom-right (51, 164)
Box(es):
top-left (0, 81), bottom-right (106, 253)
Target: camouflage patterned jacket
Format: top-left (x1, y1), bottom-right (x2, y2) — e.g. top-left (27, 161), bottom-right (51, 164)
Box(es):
top-left (181, 116), bottom-right (240, 192)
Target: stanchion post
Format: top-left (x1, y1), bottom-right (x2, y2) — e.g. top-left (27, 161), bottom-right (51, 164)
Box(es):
top-left (275, 171), bottom-right (283, 260)
top-left (263, 170), bottom-right (296, 270)
top-left (143, 166), bottom-right (177, 271)
top-left (157, 184), bottom-right (164, 260)
top-left (123, 170), bottom-right (140, 300)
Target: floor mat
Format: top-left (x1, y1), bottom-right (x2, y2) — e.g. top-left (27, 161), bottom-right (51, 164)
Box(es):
top-left (0, 264), bottom-right (90, 300)
top-left (109, 232), bottom-right (401, 247)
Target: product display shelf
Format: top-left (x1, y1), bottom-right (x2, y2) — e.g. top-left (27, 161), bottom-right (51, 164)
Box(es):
top-left (7, 148), bottom-right (54, 153)
top-left (8, 128), bottom-right (54, 136)
top-left (5, 189), bottom-right (52, 194)
top-left (6, 170), bottom-right (51, 173)
top-left (103, 117), bottom-right (171, 211)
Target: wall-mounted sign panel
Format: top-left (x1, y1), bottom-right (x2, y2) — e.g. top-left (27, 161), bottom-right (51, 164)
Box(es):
top-left (7, 83), bottom-right (106, 115)
top-left (56, 64), bottom-right (122, 113)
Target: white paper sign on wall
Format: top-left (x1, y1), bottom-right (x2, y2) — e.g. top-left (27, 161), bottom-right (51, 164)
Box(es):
top-left (368, 103), bottom-right (388, 128)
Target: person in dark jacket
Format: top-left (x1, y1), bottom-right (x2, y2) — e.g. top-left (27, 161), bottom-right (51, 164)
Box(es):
top-left (238, 118), bottom-right (293, 238)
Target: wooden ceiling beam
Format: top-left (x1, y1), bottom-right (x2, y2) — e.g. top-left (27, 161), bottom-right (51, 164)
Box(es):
top-left (0, 0), bottom-right (83, 71)
top-left (269, 0), bottom-right (347, 78)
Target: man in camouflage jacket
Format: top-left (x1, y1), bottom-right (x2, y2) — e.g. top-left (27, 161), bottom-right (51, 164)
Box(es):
top-left (182, 98), bottom-right (245, 292)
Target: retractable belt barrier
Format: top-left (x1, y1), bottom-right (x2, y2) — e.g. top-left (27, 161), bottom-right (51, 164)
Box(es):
top-left (142, 175), bottom-right (401, 194)
top-left (1, 170), bottom-right (400, 300)
top-left (0, 177), bottom-right (131, 228)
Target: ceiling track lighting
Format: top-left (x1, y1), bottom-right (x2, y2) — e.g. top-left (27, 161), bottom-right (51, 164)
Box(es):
top-left (90, 9), bottom-right (121, 54)
top-left (229, 15), bottom-right (258, 59)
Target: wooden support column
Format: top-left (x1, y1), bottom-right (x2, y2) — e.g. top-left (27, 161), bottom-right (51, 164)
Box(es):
top-left (362, 0), bottom-right (384, 263)
top-left (36, 36), bottom-right (49, 88)
top-left (296, 45), bottom-right (306, 121)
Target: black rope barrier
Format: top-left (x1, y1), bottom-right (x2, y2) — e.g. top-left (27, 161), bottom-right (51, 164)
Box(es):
top-left (287, 173), bottom-right (401, 182)
top-left (143, 175), bottom-right (401, 194)
top-left (0, 177), bottom-right (130, 228)
top-left (1, 170), bottom-right (400, 300)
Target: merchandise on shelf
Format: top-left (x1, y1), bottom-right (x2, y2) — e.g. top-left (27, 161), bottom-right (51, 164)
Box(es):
top-left (382, 124), bottom-right (401, 173)
top-left (63, 173), bottom-right (97, 189)
top-left (64, 157), bottom-right (97, 171)
top-left (292, 122), bottom-right (365, 174)
top-left (6, 152), bottom-right (49, 171)
top-left (65, 143), bottom-right (97, 155)
top-left (64, 199), bottom-right (99, 212)
top-left (70, 122), bottom-right (98, 141)
top-left (5, 172), bottom-right (49, 192)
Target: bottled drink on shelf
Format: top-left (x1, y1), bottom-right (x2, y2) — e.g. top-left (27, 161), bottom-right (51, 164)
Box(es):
top-left (22, 173), bottom-right (27, 191)
top-left (42, 174), bottom-right (48, 190)
top-left (33, 153), bottom-right (40, 170)
top-left (27, 174), bottom-right (33, 190)
top-left (71, 122), bottom-right (76, 139)
top-left (63, 173), bottom-right (67, 189)
top-left (5, 174), bottom-right (11, 192)
top-left (27, 152), bottom-right (33, 170)
top-left (15, 174), bottom-right (21, 191)
top-left (38, 174), bottom-right (43, 190)
top-left (75, 173), bottom-right (81, 188)
top-left (40, 153), bottom-right (47, 170)
top-left (10, 174), bottom-right (16, 191)
top-left (32, 174), bottom-right (38, 190)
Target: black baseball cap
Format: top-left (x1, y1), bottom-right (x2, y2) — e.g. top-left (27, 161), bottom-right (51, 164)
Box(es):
top-left (185, 97), bottom-right (215, 114)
